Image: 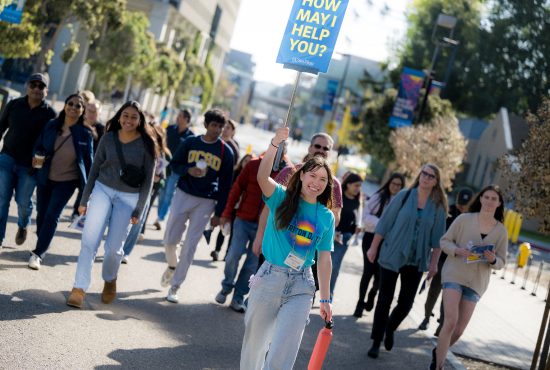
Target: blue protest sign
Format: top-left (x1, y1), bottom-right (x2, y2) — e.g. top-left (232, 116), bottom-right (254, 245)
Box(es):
top-left (388, 67), bottom-right (425, 128)
top-left (0, 0), bottom-right (26, 24)
top-left (277, 0), bottom-right (350, 74)
top-left (321, 80), bottom-right (338, 110)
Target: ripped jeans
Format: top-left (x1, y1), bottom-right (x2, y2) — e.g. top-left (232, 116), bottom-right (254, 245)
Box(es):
top-left (240, 261), bottom-right (315, 370)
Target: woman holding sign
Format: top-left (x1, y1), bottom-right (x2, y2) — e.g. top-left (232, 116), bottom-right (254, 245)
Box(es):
top-left (431, 185), bottom-right (508, 370)
top-left (240, 127), bottom-right (334, 370)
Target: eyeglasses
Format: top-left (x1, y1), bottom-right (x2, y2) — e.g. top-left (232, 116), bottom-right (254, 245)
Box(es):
top-left (313, 144), bottom-right (330, 152)
top-left (29, 82), bottom-right (46, 91)
top-left (390, 182), bottom-right (402, 187)
top-left (67, 101), bottom-right (83, 109)
top-left (420, 170), bottom-right (437, 180)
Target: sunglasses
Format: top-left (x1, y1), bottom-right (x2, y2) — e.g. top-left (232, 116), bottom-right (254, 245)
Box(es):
top-left (420, 170), bottom-right (437, 180)
top-left (29, 82), bottom-right (46, 91)
top-left (67, 101), bottom-right (83, 109)
top-left (313, 144), bottom-right (330, 151)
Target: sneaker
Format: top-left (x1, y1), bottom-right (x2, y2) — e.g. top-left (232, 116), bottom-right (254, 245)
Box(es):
top-left (215, 289), bottom-right (230, 304)
top-left (384, 330), bottom-right (394, 351)
top-left (121, 255), bottom-right (129, 264)
top-left (161, 267), bottom-right (175, 287)
top-left (428, 347), bottom-right (437, 370)
top-left (28, 253), bottom-right (41, 270)
top-left (0, 242), bottom-right (3, 252)
top-left (137, 234), bottom-right (144, 243)
top-left (230, 299), bottom-right (246, 313)
top-left (154, 219), bottom-right (162, 230)
top-left (367, 346), bottom-right (380, 359)
top-left (419, 317), bottom-right (430, 330)
top-left (434, 323), bottom-right (442, 337)
top-left (167, 286), bottom-right (179, 303)
top-left (15, 227), bottom-right (27, 245)
top-left (210, 250), bottom-right (219, 261)
top-left (353, 301), bottom-right (364, 318)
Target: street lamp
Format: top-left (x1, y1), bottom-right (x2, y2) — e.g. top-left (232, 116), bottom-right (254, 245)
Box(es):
top-left (416, 13), bottom-right (459, 125)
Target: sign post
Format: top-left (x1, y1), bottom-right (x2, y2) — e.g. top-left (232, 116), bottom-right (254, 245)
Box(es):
top-left (273, 0), bottom-right (350, 170)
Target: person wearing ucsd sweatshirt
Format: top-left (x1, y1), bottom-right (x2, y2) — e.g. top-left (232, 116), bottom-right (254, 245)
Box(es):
top-left (161, 109), bottom-right (234, 303)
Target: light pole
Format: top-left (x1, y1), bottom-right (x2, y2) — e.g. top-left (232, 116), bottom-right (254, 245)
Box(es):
top-left (416, 13), bottom-right (459, 125)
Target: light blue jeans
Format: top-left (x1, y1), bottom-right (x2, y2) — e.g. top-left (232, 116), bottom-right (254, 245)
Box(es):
top-left (73, 182), bottom-right (138, 291)
top-left (0, 153), bottom-right (37, 243)
top-left (156, 174), bottom-right (179, 221)
top-left (221, 217), bottom-right (258, 302)
top-left (241, 261), bottom-right (315, 370)
top-left (330, 232), bottom-right (353, 300)
top-left (122, 196), bottom-right (151, 256)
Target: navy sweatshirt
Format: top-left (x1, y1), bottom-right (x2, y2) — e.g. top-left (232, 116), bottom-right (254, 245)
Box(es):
top-left (171, 135), bottom-right (234, 217)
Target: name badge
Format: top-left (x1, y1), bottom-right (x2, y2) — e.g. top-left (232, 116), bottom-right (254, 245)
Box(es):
top-left (284, 251), bottom-right (306, 271)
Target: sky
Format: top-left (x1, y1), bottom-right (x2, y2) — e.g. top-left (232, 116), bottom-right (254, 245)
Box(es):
top-left (229, 0), bottom-right (413, 86)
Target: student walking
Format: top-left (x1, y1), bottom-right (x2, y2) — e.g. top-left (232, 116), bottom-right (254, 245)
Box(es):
top-left (161, 109), bottom-right (234, 303)
top-left (221, 118), bottom-right (240, 165)
top-left (66, 101), bottom-right (157, 308)
top-left (240, 127), bottom-right (334, 370)
top-left (28, 94), bottom-right (93, 269)
top-left (353, 173), bottom-right (405, 317)
top-left (330, 172), bottom-right (363, 300)
top-left (366, 164), bottom-right (448, 358)
top-left (431, 185), bottom-right (508, 370)
top-left (0, 74), bottom-right (57, 249)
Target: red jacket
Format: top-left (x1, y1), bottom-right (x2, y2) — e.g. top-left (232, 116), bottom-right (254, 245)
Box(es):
top-left (222, 157), bottom-right (285, 223)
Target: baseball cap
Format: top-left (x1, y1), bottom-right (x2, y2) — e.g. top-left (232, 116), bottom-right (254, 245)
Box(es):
top-left (28, 73), bottom-right (49, 88)
top-left (457, 188), bottom-right (474, 205)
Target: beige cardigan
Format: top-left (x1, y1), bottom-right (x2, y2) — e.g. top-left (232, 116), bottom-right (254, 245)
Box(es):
top-left (440, 212), bottom-right (508, 297)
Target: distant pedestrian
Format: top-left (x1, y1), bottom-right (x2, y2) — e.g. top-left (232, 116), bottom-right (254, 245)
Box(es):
top-left (431, 185), bottom-right (508, 370)
top-left (79, 91), bottom-right (95, 106)
top-left (366, 164), bottom-right (448, 359)
top-left (28, 94), bottom-right (93, 270)
top-left (0, 73), bottom-right (57, 250)
top-left (419, 187), bottom-right (474, 333)
top-left (240, 127), bottom-right (334, 370)
top-left (330, 172), bottom-right (363, 300)
top-left (354, 173), bottom-right (405, 317)
top-left (66, 101), bottom-right (157, 308)
top-left (154, 109), bottom-right (194, 230)
top-left (221, 118), bottom-right (240, 165)
top-left (160, 109), bottom-right (234, 304)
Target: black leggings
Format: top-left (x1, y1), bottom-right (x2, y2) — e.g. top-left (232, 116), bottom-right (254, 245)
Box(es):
top-left (358, 232), bottom-right (381, 304)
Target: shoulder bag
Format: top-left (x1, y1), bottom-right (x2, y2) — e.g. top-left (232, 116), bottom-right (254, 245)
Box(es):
top-left (114, 132), bottom-right (146, 188)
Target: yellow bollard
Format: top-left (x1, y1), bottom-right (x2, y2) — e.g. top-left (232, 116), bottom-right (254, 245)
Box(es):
top-left (517, 242), bottom-right (532, 267)
top-left (511, 213), bottom-right (523, 243)
top-left (246, 144), bottom-right (253, 155)
top-left (505, 210), bottom-right (515, 240)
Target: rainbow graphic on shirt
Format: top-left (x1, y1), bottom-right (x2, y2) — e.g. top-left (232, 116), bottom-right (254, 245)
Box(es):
top-left (285, 216), bottom-right (322, 257)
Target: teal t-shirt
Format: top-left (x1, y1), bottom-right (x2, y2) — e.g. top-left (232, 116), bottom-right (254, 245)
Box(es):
top-left (262, 184), bottom-right (335, 268)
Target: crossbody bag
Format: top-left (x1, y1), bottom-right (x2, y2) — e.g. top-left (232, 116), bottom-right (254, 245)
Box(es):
top-left (114, 132), bottom-right (146, 188)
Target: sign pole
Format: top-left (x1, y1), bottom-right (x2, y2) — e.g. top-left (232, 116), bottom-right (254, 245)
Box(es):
top-left (273, 71), bottom-right (301, 171)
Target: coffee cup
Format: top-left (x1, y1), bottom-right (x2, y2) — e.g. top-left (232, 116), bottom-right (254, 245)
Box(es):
top-left (196, 161), bottom-right (207, 177)
top-left (34, 151), bottom-right (46, 168)
top-left (221, 222), bottom-right (231, 237)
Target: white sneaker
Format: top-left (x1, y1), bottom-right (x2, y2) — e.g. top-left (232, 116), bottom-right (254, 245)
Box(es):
top-left (161, 267), bottom-right (175, 287)
top-left (167, 286), bottom-right (179, 303)
top-left (28, 253), bottom-right (41, 270)
top-left (121, 255), bottom-right (129, 264)
top-left (215, 289), bottom-right (230, 304)
top-left (137, 234), bottom-right (144, 243)
top-left (230, 299), bottom-right (246, 313)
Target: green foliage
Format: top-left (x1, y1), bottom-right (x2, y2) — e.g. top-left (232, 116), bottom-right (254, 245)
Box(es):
top-left (0, 0), bottom-right (7, 13)
top-left (0, 3), bottom-right (41, 59)
top-left (60, 37), bottom-right (79, 63)
top-left (212, 70), bottom-right (238, 112)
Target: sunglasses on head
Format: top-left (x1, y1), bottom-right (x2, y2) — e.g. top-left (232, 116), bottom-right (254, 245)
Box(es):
top-left (67, 101), bottom-right (83, 109)
top-left (313, 144), bottom-right (330, 151)
top-left (420, 170), bottom-right (437, 180)
top-left (29, 82), bottom-right (46, 91)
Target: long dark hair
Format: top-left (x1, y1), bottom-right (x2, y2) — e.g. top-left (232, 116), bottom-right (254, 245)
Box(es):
top-left (341, 173), bottom-right (363, 201)
top-left (409, 164), bottom-right (449, 216)
top-left (106, 101), bottom-right (160, 158)
top-left (275, 156), bottom-right (334, 231)
top-left (373, 173), bottom-right (406, 218)
top-left (152, 123), bottom-right (170, 156)
top-left (57, 94), bottom-right (91, 134)
top-left (468, 184), bottom-right (505, 223)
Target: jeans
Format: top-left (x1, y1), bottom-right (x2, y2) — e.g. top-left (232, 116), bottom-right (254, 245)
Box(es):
top-left (358, 232), bottom-right (381, 305)
top-left (156, 174), bottom-right (179, 221)
top-left (371, 264), bottom-right (423, 342)
top-left (0, 153), bottom-right (37, 243)
top-left (329, 232), bottom-right (352, 299)
top-left (424, 259), bottom-right (445, 319)
top-left (221, 217), bottom-right (258, 302)
top-left (33, 179), bottom-right (79, 258)
top-left (241, 261), bottom-right (315, 370)
top-left (73, 182), bottom-right (138, 291)
top-left (122, 196), bottom-right (151, 256)
top-left (141, 188), bottom-right (159, 234)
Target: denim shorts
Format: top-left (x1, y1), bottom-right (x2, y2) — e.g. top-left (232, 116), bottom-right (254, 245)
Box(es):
top-left (442, 282), bottom-right (481, 303)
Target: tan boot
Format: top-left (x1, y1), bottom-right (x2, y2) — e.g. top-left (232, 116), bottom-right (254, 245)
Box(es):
top-left (67, 288), bottom-right (85, 308)
top-left (101, 278), bottom-right (117, 304)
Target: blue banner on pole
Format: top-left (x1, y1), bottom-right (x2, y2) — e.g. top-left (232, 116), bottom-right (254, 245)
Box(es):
top-left (321, 80), bottom-right (338, 110)
top-left (0, 0), bottom-right (26, 24)
top-left (276, 0), bottom-right (350, 74)
top-left (388, 67), bottom-right (425, 128)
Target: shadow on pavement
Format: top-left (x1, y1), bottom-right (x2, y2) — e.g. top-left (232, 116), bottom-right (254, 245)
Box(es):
top-left (0, 289), bottom-right (71, 321)
top-left (0, 249), bottom-right (79, 268)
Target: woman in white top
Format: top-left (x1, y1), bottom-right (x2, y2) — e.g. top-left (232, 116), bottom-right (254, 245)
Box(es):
top-left (354, 173), bottom-right (405, 317)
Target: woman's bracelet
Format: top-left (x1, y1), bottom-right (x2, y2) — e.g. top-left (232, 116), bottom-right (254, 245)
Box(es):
top-left (319, 300), bottom-right (331, 303)
top-left (270, 140), bottom-right (279, 148)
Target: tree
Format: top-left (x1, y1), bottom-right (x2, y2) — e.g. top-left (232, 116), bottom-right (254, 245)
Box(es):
top-left (212, 69), bottom-right (238, 112)
top-left (0, 3), bottom-right (41, 59)
top-left (390, 115), bottom-right (467, 190)
top-left (499, 96), bottom-right (550, 235)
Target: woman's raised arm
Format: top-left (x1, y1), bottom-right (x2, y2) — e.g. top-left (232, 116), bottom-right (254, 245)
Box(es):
top-left (257, 127), bottom-right (289, 198)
